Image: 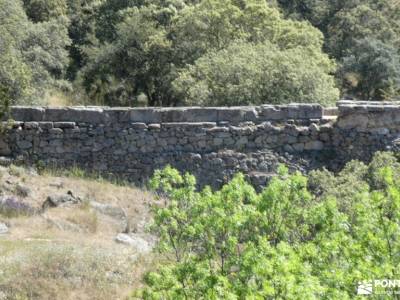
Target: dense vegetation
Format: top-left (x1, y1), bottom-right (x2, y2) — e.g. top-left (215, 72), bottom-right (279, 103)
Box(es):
top-left (136, 152), bottom-right (400, 299)
top-left (1, 0), bottom-right (400, 108)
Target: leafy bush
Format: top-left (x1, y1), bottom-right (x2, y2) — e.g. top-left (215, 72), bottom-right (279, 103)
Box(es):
top-left (173, 41), bottom-right (338, 106)
top-left (135, 153), bottom-right (400, 299)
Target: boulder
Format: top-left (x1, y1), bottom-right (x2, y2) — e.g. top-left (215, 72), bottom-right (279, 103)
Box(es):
top-left (0, 138), bottom-right (11, 156)
top-left (89, 201), bottom-right (126, 219)
top-left (115, 233), bottom-right (152, 253)
top-left (42, 191), bottom-right (81, 209)
top-left (0, 196), bottom-right (35, 216)
top-left (15, 184), bottom-right (31, 198)
top-left (0, 222), bottom-right (8, 234)
top-left (304, 141), bottom-right (324, 151)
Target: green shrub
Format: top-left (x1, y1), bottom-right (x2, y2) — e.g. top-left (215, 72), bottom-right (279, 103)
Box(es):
top-left (135, 153), bottom-right (400, 299)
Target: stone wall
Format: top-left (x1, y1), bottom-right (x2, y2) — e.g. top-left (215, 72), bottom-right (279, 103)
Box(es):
top-left (333, 100), bottom-right (400, 163)
top-left (1, 101), bottom-right (399, 188)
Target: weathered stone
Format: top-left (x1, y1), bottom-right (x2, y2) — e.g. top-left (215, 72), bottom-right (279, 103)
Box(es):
top-left (24, 122), bottom-right (39, 129)
top-left (258, 106), bottom-right (286, 120)
top-left (217, 107), bottom-right (258, 123)
top-left (9, 107), bottom-right (45, 121)
top-left (148, 123), bottom-right (161, 130)
top-left (287, 103), bottom-right (323, 119)
top-left (283, 144), bottom-right (294, 153)
top-left (129, 108), bottom-right (161, 123)
top-left (54, 122), bottom-right (75, 129)
top-left (370, 128), bottom-right (389, 135)
top-left (292, 143), bottom-right (305, 152)
top-left (90, 201), bottom-right (126, 219)
top-left (0, 222), bottom-right (8, 234)
top-left (16, 140), bottom-right (32, 150)
top-left (49, 128), bottom-right (63, 134)
top-left (15, 184), bottom-right (31, 198)
top-left (0, 138), bottom-right (11, 156)
top-left (304, 141), bottom-right (324, 151)
top-left (115, 233), bottom-right (152, 253)
top-left (42, 191), bottom-right (81, 209)
top-left (337, 114), bottom-right (369, 129)
top-left (39, 122), bottom-right (54, 129)
top-left (131, 123), bottom-right (148, 130)
top-left (309, 123), bottom-right (320, 134)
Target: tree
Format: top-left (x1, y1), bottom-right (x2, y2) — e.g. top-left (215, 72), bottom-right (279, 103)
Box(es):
top-left (79, 0), bottom-right (338, 106)
top-left (0, 0), bottom-right (71, 105)
top-left (339, 39), bottom-right (400, 100)
top-left (173, 41), bottom-right (338, 106)
top-left (23, 0), bottom-right (68, 22)
top-left (0, 0), bottom-right (35, 105)
top-left (65, 0), bottom-right (100, 80)
top-left (326, 4), bottom-right (399, 59)
top-left (76, 5), bottom-right (175, 106)
top-left (278, 0), bottom-right (400, 100)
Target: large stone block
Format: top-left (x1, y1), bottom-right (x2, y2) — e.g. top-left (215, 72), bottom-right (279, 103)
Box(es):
top-left (323, 107), bottom-right (339, 116)
top-left (128, 108), bottom-right (161, 123)
top-left (258, 104), bottom-right (322, 120)
top-left (42, 108), bottom-right (69, 121)
top-left (44, 107), bottom-right (108, 124)
top-left (304, 141), bottom-right (324, 151)
top-left (258, 105), bottom-right (286, 120)
top-left (216, 107), bottom-right (258, 123)
top-left (336, 114), bottom-right (369, 129)
top-left (287, 103), bottom-right (323, 119)
top-left (0, 138), bottom-right (10, 156)
top-left (10, 107), bottom-right (45, 121)
top-left (159, 107), bottom-right (218, 122)
top-left (67, 107), bottom-right (109, 123)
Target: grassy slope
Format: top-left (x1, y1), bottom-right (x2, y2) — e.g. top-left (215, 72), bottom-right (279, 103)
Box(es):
top-left (0, 165), bottom-right (155, 300)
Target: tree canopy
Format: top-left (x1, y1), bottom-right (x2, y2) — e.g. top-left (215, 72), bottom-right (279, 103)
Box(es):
top-left (0, 0), bottom-right (70, 107)
top-left (1, 0), bottom-right (399, 107)
top-left (78, 0), bottom-right (339, 106)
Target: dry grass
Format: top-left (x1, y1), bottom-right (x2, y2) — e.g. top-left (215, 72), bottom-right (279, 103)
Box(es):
top-left (0, 165), bottom-right (156, 300)
top-left (0, 240), bottom-right (153, 300)
top-left (65, 209), bottom-right (98, 234)
top-left (44, 91), bottom-right (75, 107)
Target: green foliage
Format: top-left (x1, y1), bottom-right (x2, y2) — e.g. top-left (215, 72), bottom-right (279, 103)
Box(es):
top-left (278, 0), bottom-right (400, 100)
top-left (137, 152), bottom-right (400, 299)
top-left (0, 0), bottom-right (34, 104)
top-left (340, 38), bottom-right (400, 100)
top-left (2, 0), bottom-right (399, 106)
top-left (174, 41), bottom-right (338, 106)
top-left (23, 0), bottom-right (68, 22)
top-left (79, 0), bottom-right (338, 106)
top-left (0, 0), bottom-right (71, 105)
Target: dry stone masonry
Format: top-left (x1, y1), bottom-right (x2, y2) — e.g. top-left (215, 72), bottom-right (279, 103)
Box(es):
top-left (1, 101), bottom-right (399, 188)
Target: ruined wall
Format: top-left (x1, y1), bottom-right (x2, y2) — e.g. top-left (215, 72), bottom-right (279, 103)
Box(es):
top-left (1, 101), bottom-right (399, 187)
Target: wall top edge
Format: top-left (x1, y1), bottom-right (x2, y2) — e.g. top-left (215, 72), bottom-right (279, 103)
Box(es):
top-left (337, 100), bottom-right (400, 106)
top-left (11, 101), bottom-right (400, 110)
top-left (10, 103), bottom-right (322, 110)
top-left (7, 101), bottom-right (400, 124)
